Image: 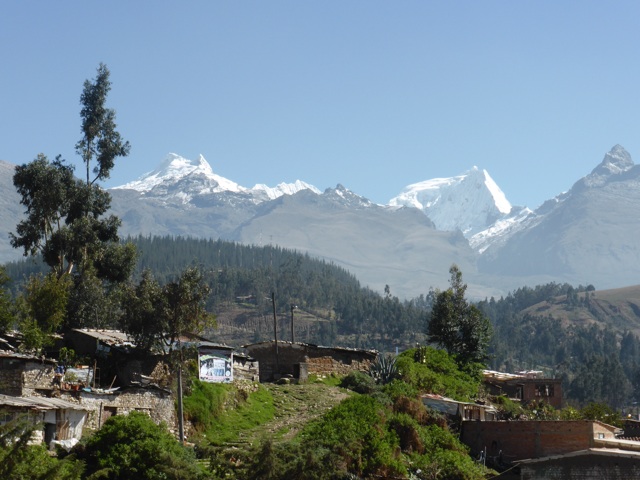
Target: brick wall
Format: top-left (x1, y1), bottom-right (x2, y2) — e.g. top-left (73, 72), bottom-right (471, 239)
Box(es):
top-left (461, 421), bottom-right (615, 462)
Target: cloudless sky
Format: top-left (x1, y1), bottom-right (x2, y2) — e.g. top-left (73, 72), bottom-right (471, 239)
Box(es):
top-left (2, 1), bottom-right (640, 209)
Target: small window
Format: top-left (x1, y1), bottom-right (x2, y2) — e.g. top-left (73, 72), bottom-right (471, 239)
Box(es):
top-left (536, 384), bottom-right (554, 397)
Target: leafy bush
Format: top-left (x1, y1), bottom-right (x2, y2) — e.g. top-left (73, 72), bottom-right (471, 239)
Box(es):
top-left (396, 347), bottom-right (482, 400)
top-left (298, 395), bottom-right (406, 478)
top-left (383, 378), bottom-right (419, 400)
top-left (79, 411), bottom-right (202, 480)
top-left (493, 395), bottom-right (525, 420)
top-left (580, 402), bottom-right (622, 427)
top-left (340, 370), bottom-right (377, 394)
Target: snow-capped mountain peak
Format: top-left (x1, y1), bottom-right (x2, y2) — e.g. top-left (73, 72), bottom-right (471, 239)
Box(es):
top-left (114, 153), bottom-right (244, 195)
top-left (389, 167), bottom-right (512, 236)
top-left (112, 153), bottom-right (320, 205)
top-left (252, 180), bottom-right (321, 200)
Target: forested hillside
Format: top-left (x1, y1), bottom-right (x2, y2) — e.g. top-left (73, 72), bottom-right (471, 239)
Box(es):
top-left (7, 234), bottom-right (640, 408)
top-left (4, 235), bottom-right (429, 352)
top-left (479, 283), bottom-right (640, 409)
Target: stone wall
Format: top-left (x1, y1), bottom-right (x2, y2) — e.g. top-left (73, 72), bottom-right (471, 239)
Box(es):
top-left (23, 361), bottom-right (58, 395)
top-left (0, 358), bottom-right (57, 396)
top-left (61, 387), bottom-right (176, 432)
top-left (233, 355), bottom-right (259, 382)
top-left (0, 362), bottom-right (23, 396)
top-left (306, 355), bottom-right (372, 377)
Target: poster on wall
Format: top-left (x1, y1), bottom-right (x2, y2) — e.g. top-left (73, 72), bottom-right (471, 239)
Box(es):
top-left (199, 349), bottom-right (233, 383)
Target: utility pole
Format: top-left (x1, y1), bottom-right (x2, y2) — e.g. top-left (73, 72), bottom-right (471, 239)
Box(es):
top-left (177, 336), bottom-right (185, 444)
top-left (290, 304), bottom-right (297, 343)
top-left (272, 292), bottom-right (279, 375)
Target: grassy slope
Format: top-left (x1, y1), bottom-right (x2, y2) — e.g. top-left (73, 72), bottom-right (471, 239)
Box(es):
top-left (521, 285), bottom-right (640, 335)
top-left (239, 382), bottom-right (350, 444)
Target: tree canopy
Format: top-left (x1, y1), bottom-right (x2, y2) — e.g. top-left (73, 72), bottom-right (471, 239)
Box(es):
top-left (11, 64), bottom-right (135, 282)
top-left (8, 64), bottom-right (136, 344)
top-left (120, 267), bottom-right (215, 353)
top-left (427, 265), bottom-right (492, 366)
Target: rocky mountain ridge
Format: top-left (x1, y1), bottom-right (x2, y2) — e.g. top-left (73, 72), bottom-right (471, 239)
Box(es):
top-left (2, 145), bottom-right (639, 299)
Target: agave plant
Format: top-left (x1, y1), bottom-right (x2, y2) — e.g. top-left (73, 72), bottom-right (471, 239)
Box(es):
top-left (369, 353), bottom-right (399, 385)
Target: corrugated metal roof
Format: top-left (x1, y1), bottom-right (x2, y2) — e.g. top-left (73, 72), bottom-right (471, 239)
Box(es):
top-left (71, 329), bottom-right (133, 346)
top-left (0, 394), bottom-right (87, 411)
top-left (242, 340), bottom-right (378, 356)
top-left (0, 350), bottom-right (56, 364)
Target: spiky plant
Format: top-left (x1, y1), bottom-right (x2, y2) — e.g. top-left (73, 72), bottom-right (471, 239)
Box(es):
top-left (369, 354), bottom-right (399, 385)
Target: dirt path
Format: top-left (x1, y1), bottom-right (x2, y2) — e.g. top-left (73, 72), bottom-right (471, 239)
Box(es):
top-left (243, 382), bottom-right (350, 443)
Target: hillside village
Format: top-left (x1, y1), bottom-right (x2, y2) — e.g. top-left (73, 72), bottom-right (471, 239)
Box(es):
top-left (3, 322), bottom-right (640, 479)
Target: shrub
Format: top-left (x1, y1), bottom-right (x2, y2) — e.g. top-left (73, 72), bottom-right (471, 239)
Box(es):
top-left (493, 395), bottom-right (525, 420)
top-left (388, 412), bottom-right (424, 453)
top-left (340, 370), bottom-right (377, 394)
top-left (79, 411), bottom-right (202, 480)
top-left (396, 347), bottom-right (481, 400)
top-left (299, 395), bottom-right (406, 478)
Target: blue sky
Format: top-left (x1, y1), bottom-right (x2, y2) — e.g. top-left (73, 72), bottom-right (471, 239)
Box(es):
top-left (2, 2), bottom-right (640, 209)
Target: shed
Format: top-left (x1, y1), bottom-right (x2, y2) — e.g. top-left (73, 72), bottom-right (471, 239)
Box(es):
top-left (0, 394), bottom-right (87, 447)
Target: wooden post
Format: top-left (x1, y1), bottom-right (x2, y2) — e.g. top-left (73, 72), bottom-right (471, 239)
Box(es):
top-left (272, 292), bottom-right (279, 375)
top-left (290, 304), bottom-right (296, 343)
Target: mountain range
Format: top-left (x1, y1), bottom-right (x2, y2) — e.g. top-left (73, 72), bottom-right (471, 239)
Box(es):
top-left (1, 145), bottom-right (639, 299)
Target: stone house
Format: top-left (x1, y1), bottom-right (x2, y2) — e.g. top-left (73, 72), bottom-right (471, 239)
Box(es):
top-left (483, 370), bottom-right (563, 409)
top-left (0, 350), bottom-right (59, 396)
top-left (66, 386), bottom-right (176, 432)
top-left (243, 340), bottom-right (377, 382)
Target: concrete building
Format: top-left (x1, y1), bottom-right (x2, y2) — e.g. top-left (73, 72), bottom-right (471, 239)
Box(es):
top-left (483, 370), bottom-right (563, 409)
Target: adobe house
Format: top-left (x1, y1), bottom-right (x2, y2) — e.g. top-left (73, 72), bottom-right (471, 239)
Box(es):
top-left (0, 394), bottom-right (88, 448)
top-left (243, 340), bottom-right (377, 382)
top-left (461, 420), bottom-right (619, 466)
top-left (483, 370), bottom-right (563, 409)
